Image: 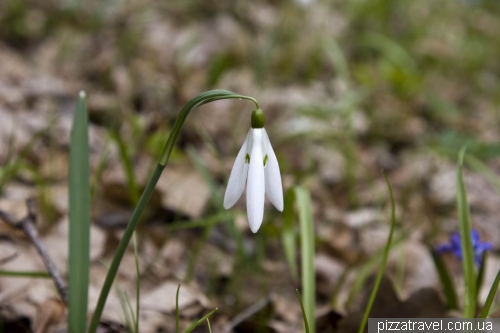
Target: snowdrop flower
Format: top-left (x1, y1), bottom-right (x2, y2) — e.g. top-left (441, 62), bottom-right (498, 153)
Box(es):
top-left (224, 108), bottom-right (283, 233)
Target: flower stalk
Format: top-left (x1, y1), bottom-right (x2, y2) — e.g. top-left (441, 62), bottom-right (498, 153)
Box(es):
top-left (88, 90), bottom-right (259, 333)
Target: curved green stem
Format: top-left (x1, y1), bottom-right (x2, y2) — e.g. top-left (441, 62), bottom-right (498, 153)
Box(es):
top-left (159, 90), bottom-right (258, 166)
top-left (88, 90), bottom-right (258, 333)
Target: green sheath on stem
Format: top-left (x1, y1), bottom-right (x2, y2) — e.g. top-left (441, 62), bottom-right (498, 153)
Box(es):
top-left (88, 90), bottom-right (259, 333)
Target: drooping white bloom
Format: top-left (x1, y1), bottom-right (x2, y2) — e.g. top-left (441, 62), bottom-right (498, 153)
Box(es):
top-left (223, 109), bottom-right (283, 233)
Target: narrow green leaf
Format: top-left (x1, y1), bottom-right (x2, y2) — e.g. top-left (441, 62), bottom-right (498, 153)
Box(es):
top-left (0, 270), bottom-right (51, 278)
top-left (182, 308), bottom-right (217, 333)
top-left (110, 129), bottom-right (139, 204)
top-left (0, 126), bottom-right (49, 193)
top-left (124, 291), bottom-right (136, 331)
top-left (185, 222), bottom-right (216, 283)
top-left (187, 146), bottom-right (221, 205)
top-left (330, 268), bottom-right (350, 308)
top-left (430, 248), bottom-right (459, 309)
top-left (476, 252), bottom-right (487, 308)
top-left (465, 155), bottom-right (500, 195)
top-left (133, 232), bottom-right (140, 333)
top-left (479, 269), bottom-right (500, 318)
top-left (394, 247), bottom-right (406, 296)
top-left (282, 188), bottom-right (298, 281)
top-left (347, 232), bottom-right (407, 306)
top-left (184, 146), bottom-right (236, 281)
top-left (68, 91), bottom-right (91, 333)
top-left (296, 290), bottom-right (310, 333)
top-left (207, 319), bottom-right (212, 333)
top-left (116, 287), bottom-right (134, 332)
top-left (357, 172), bottom-right (396, 333)
top-left (323, 38), bottom-right (350, 81)
top-left (295, 187), bottom-right (315, 333)
top-left (456, 147), bottom-right (477, 318)
top-left (165, 212), bottom-right (229, 231)
top-left (90, 139), bottom-right (110, 199)
top-left (176, 284), bottom-right (181, 333)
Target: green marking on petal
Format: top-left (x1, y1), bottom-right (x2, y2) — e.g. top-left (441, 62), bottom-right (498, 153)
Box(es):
top-left (245, 154), bottom-right (250, 163)
top-left (264, 154), bottom-right (268, 166)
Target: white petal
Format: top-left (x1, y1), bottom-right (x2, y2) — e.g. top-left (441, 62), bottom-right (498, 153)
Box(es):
top-left (223, 130), bottom-right (252, 209)
top-left (247, 129), bottom-right (265, 233)
top-left (263, 129), bottom-right (284, 211)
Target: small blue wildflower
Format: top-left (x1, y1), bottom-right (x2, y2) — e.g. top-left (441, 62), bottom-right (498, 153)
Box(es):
top-left (436, 229), bottom-right (493, 266)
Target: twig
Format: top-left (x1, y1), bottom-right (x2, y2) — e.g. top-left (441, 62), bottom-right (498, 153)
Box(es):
top-left (0, 249), bottom-right (18, 265)
top-left (221, 296), bottom-right (269, 333)
top-left (0, 198), bottom-right (68, 304)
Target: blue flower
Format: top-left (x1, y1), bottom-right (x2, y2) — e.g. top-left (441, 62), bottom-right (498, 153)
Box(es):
top-left (436, 229), bottom-right (493, 266)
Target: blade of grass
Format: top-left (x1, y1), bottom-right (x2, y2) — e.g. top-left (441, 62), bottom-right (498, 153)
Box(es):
top-left (0, 124), bottom-right (52, 193)
top-left (476, 252), bottom-right (487, 308)
top-left (347, 232), bottom-right (407, 306)
top-left (124, 291), bottom-right (137, 331)
top-left (123, 292), bottom-right (139, 333)
top-left (296, 289), bottom-right (310, 333)
top-left (144, 213), bottom-right (229, 279)
top-left (479, 269), bottom-right (500, 318)
top-left (187, 146), bottom-right (221, 205)
top-left (0, 270), bottom-right (51, 278)
top-left (357, 172), bottom-right (396, 333)
top-left (279, 186), bottom-right (316, 331)
top-left (185, 145), bottom-right (241, 280)
top-left (207, 319), bottom-right (212, 333)
top-left (430, 248), bottom-right (459, 310)
top-left (185, 223), bottom-right (216, 283)
top-left (323, 38), bottom-right (350, 81)
top-left (187, 145), bottom-right (247, 263)
top-left (24, 165), bottom-right (56, 225)
top-left (295, 187), bottom-right (315, 333)
top-left (68, 91), bottom-right (91, 333)
top-left (330, 268), bottom-right (350, 309)
top-left (465, 154), bottom-right (500, 195)
top-left (394, 246), bottom-right (406, 296)
top-left (182, 308), bottom-right (218, 333)
top-left (166, 212), bottom-right (230, 231)
top-left (133, 232), bottom-right (140, 333)
top-left (176, 284), bottom-right (180, 333)
top-left (456, 147), bottom-right (477, 318)
top-left (282, 188), bottom-right (298, 281)
top-left (116, 287), bottom-right (134, 332)
top-left (110, 129), bottom-right (139, 204)
top-left (91, 139), bottom-right (110, 199)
